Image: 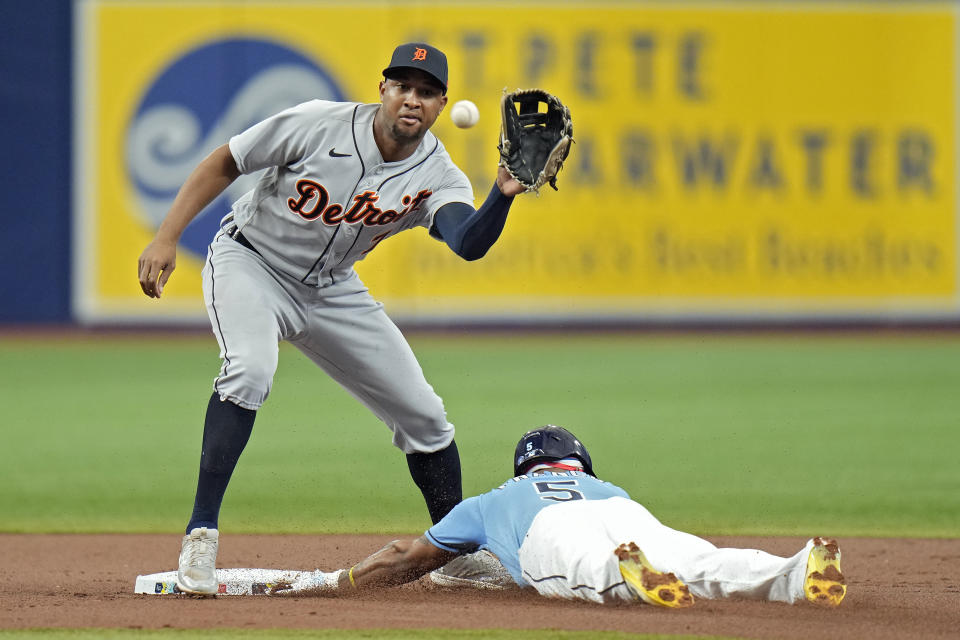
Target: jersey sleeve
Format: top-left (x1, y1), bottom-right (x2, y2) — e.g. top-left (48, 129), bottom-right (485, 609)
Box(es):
top-left (228, 100), bottom-right (326, 174)
top-left (424, 495), bottom-right (485, 553)
top-left (418, 163), bottom-right (474, 232)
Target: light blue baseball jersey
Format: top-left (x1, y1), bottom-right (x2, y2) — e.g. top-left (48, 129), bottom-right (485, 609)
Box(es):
top-left (425, 471), bottom-right (630, 585)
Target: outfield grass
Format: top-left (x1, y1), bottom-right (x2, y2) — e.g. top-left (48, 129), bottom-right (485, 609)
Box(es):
top-left (1, 332), bottom-right (958, 537)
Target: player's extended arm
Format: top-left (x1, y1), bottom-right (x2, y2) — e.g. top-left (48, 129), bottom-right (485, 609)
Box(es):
top-left (137, 143), bottom-right (241, 298)
top-left (432, 167), bottom-right (523, 261)
top-left (337, 535), bottom-right (456, 590)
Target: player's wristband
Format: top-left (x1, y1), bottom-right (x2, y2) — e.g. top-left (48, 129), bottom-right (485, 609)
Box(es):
top-left (348, 565), bottom-right (357, 588)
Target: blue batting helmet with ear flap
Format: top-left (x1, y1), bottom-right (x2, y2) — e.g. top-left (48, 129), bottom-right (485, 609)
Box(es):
top-left (514, 425), bottom-right (594, 477)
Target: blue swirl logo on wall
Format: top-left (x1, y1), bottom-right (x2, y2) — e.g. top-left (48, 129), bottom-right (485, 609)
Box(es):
top-left (126, 39), bottom-right (346, 257)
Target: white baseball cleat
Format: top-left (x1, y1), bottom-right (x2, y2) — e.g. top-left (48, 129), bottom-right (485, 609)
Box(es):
top-left (429, 549), bottom-right (517, 590)
top-left (177, 527), bottom-right (220, 595)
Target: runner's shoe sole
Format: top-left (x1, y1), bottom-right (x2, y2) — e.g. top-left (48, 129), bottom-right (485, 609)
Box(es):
top-left (616, 542), bottom-right (694, 608)
top-left (804, 537), bottom-right (846, 606)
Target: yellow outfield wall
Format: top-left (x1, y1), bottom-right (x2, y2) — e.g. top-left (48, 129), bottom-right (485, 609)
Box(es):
top-left (73, 1), bottom-right (959, 323)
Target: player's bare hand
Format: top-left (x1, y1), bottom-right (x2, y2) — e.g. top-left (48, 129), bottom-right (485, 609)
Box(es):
top-left (496, 167), bottom-right (526, 197)
top-left (138, 239), bottom-right (178, 298)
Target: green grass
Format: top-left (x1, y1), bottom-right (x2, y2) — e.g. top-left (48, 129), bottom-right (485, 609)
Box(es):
top-left (1, 332), bottom-right (958, 537)
top-left (0, 630), bottom-right (736, 640)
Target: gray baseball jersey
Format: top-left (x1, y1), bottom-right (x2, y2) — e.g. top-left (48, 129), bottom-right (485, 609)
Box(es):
top-left (226, 99), bottom-right (473, 287)
top-left (200, 99), bottom-right (469, 453)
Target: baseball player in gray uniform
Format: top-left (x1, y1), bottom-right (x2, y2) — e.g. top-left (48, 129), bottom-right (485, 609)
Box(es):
top-left (137, 42), bottom-right (528, 595)
top-left (283, 425), bottom-right (847, 609)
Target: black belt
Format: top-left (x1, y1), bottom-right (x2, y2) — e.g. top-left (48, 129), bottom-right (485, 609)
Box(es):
top-left (232, 230), bottom-right (261, 256)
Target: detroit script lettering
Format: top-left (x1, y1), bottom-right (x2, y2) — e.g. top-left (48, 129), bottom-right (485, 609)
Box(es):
top-left (287, 179), bottom-right (432, 226)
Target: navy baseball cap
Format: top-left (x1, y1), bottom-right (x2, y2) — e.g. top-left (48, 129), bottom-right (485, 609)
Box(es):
top-left (383, 42), bottom-right (448, 93)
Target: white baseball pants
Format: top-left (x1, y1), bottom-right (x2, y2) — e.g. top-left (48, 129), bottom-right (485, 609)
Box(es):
top-left (518, 496), bottom-right (812, 604)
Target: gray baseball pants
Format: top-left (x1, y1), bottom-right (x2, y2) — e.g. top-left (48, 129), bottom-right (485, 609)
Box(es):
top-left (201, 232), bottom-right (454, 454)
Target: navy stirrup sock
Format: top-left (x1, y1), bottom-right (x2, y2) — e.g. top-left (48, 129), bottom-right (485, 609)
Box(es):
top-left (185, 392), bottom-right (256, 534)
top-left (406, 440), bottom-right (463, 524)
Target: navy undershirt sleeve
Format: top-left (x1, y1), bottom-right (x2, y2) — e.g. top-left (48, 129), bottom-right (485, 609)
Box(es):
top-left (430, 183), bottom-right (515, 260)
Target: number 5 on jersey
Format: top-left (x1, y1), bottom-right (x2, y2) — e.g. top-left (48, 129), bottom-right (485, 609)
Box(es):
top-left (534, 480), bottom-right (584, 502)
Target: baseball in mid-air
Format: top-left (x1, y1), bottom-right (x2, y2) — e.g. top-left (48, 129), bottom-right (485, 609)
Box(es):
top-left (450, 100), bottom-right (479, 128)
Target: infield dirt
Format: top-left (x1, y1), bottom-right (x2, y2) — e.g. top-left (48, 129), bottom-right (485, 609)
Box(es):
top-left (2, 534), bottom-right (958, 639)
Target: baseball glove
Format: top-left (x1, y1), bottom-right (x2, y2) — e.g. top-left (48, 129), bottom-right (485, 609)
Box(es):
top-left (498, 88), bottom-right (573, 193)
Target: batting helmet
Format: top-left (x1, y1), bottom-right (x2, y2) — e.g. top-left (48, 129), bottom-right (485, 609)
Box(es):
top-left (513, 425), bottom-right (595, 477)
